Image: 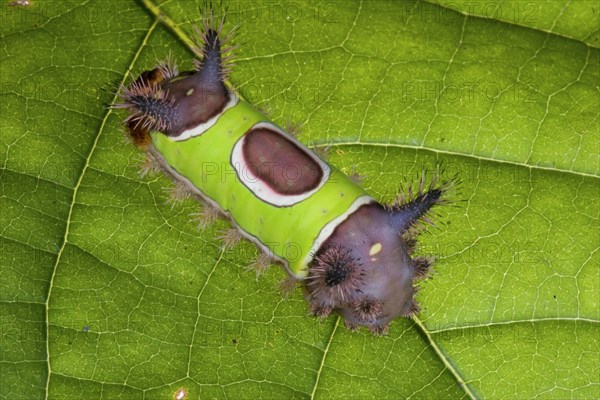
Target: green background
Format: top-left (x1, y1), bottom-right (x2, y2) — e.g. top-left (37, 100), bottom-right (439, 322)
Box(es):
top-left (1, 0), bottom-right (598, 399)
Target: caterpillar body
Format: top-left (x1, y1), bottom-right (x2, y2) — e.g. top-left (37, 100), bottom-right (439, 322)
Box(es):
top-left (116, 10), bottom-right (452, 335)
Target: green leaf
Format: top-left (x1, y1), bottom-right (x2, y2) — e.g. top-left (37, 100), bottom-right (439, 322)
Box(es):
top-left (1, 0), bottom-right (598, 399)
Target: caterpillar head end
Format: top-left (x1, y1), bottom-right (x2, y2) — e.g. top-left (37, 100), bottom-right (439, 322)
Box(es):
top-left (306, 174), bottom-right (452, 334)
top-left (306, 204), bottom-right (416, 335)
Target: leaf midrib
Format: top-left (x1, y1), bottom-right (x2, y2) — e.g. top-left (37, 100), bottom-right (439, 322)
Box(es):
top-left (427, 317), bottom-right (600, 334)
top-left (313, 141), bottom-right (599, 179)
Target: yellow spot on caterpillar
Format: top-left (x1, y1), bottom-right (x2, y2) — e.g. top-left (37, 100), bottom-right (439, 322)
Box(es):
top-left (186, 88), bottom-right (194, 96)
top-left (369, 242), bottom-right (382, 256)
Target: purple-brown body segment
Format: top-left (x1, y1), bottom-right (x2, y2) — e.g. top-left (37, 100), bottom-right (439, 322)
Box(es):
top-left (307, 203), bottom-right (418, 331)
top-left (158, 74), bottom-right (230, 136)
top-left (116, 27), bottom-right (230, 142)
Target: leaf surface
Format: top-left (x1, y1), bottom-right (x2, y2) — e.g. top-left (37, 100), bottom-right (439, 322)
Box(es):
top-left (1, 1), bottom-right (598, 399)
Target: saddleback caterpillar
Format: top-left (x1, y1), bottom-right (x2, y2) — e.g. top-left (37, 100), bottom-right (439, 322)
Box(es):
top-left (115, 7), bottom-right (454, 335)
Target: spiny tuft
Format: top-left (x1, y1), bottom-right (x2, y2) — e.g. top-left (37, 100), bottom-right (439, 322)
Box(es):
top-left (115, 80), bottom-right (179, 133)
top-left (191, 5), bottom-right (239, 80)
top-left (307, 245), bottom-right (363, 304)
top-left (411, 256), bottom-right (433, 281)
top-left (353, 297), bottom-right (383, 321)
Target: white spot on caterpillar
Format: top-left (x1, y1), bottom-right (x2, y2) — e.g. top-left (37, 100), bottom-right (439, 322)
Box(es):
top-left (186, 88), bottom-right (194, 96)
top-left (369, 242), bottom-right (382, 256)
